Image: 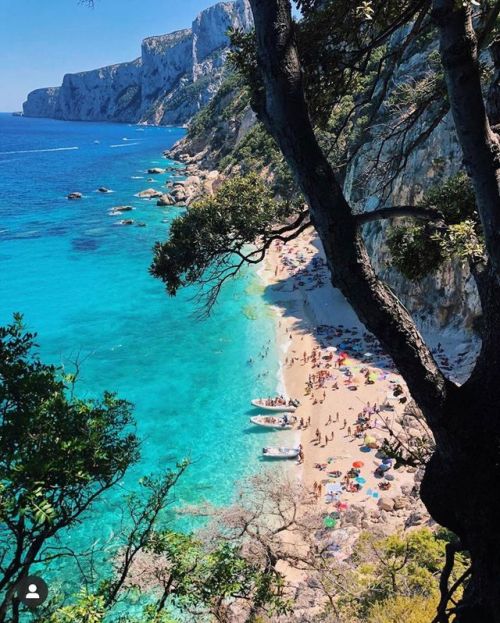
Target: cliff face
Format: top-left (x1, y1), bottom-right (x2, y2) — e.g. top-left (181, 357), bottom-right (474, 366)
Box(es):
top-left (23, 0), bottom-right (252, 126)
top-left (23, 87), bottom-right (61, 118)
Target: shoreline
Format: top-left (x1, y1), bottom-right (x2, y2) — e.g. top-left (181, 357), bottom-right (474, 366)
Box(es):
top-left (260, 230), bottom-right (431, 533)
top-left (166, 153), bottom-right (433, 532)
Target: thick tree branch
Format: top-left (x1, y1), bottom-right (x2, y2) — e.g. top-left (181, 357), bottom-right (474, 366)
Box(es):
top-left (248, 0), bottom-right (451, 424)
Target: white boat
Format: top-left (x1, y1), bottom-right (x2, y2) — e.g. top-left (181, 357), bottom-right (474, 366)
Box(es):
top-left (251, 399), bottom-right (298, 413)
top-left (262, 447), bottom-right (300, 459)
top-left (250, 415), bottom-right (296, 430)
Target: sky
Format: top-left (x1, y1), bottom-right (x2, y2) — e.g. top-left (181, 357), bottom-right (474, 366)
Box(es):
top-left (0, 0), bottom-right (221, 111)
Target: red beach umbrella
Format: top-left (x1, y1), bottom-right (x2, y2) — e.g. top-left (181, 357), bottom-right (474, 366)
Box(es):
top-left (352, 461), bottom-right (364, 468)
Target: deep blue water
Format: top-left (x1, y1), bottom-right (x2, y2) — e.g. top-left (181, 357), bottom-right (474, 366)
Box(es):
top-left (0, 115), bottom-right (287, 552)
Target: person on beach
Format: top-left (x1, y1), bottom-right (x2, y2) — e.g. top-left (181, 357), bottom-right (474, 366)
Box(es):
top-left (327, 414), bottom-right (332, 425)
top-left (342, 418), bottom-right (347, 429)
top-left (347, 426), bottom-right (352, 437)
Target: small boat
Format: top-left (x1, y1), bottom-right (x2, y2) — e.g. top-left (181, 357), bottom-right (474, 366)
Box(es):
top-left (251, 398), bottom-right (299, 413)
top-left (262, 447), bottom-right (300, 459)
top-left (250, 415), bottom-right (296, 430)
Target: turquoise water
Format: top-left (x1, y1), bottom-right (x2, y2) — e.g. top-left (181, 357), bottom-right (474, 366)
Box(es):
top-left (0, 114), bottom-right (286, 548)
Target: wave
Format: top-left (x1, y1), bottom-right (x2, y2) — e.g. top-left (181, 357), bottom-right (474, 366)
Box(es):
top-left (110, 143), bottom-right (140, 148)
top-left (0, 146), bottom-right (79, 155)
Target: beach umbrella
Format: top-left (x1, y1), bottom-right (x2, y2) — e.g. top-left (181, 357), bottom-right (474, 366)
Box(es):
top-left (382, 458), bottom-right (393, 465)
top-left (323, 516), bottom-right (337, 529)
top-left (355, 476), bottom-right (366, 485)
top-left (364, 435), bottom-right (377, 445)
top-left (353, 461), bottom-right (364, 468)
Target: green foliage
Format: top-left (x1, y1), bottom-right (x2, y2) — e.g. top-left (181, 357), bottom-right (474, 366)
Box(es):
top-left (387, 172), bottom-right (483, 280)
top-left (150, 174), bottom-right (298, 298)
top-left (387, 223), bottom-right (445, 281)
top-left (44, 590), bottom-right (106, 623)
top-left (146, 532), bottom-right (291, 617)
top-left (367, 594), bottom-right (439, 623)
top-left (188, 71), bottom-right (249, 141)
top-left (331, 528), bottom-right (469, 622)
top-left (0, 315), bottom-right (139, 528)
top-left (0, 315), bottom-right (140, 618)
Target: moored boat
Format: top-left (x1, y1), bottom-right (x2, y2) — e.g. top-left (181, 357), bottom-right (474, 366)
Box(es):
top-left (251, 398), bottom-right (299, 413)
top-left (262, 446), bottom-right (300, 459)
top-left (250, 415), bottom-right (296, 429)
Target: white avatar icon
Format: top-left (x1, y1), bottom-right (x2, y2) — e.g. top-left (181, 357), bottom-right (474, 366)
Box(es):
top-left (25, 584), bottom-right (39, 600)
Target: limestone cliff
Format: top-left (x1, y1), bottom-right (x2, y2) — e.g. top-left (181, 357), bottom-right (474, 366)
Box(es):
top-left (23, 0), bottom-right (252, 126)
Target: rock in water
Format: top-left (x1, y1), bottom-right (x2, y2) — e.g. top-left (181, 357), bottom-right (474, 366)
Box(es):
top-left (136, 188), bottom-right (163, 199)
top-left (110, 205), bottom-right (134, 213)
top-left (67, 192), bottom-right (82, 200)
top-left (156, 194), bottom-right (175, 206)
top-left (148, 168), bottom-right (165, 174)
top-left (98, 187), bottom-right (111, 193)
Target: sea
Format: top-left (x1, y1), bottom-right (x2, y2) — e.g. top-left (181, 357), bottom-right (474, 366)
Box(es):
top-left (0, 114), bottom-right (290, 581)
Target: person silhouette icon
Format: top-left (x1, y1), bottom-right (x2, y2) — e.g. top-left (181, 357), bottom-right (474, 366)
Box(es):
top-left (15, 575), bottom-right (48, 608)
top-left (25, 584), bottom-right (39, 599)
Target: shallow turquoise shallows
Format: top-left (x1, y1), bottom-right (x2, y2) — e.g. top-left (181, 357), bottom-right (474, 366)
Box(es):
top-left (0, 115), bottom-right (288, 556)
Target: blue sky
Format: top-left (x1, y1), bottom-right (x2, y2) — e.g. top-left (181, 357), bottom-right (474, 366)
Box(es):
top-left (0, 0), bottom-right (221, 111)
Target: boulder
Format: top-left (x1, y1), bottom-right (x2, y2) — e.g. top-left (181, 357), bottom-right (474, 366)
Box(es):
top-left (377, 497), bottom-right (395, 512)
top-left (172, 189), bottom-right (187, 202)
top-left (148, 168), bottom-right (165, 174)
top-left (137, 188), bottom-right (163, 199)
top-left (110, 205), bottom-right (133, 213)
top-left (67, 192), bottom-right (82, 200)
top-left (156, 194), bottom-right (174, 206)
top-left (392, 496), bottom-right (408, 511)
top-left (98, 187), bottom-right (111, 193)
top-left (118, 219), bottom-right (134, 226)
top-left (405, 511), bottom-right (426, 527)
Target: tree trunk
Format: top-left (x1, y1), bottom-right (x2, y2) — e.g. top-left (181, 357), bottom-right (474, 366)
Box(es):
top-left (432, 0), bottom-right (500, 280)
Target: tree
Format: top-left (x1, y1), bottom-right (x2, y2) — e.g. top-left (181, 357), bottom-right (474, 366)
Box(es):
top-left (0, 315), bottom-right (140, 622)
top-left (153, 0), bottom-right (500, 620)
top-left (236, 1), bottom-right (500, 620)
